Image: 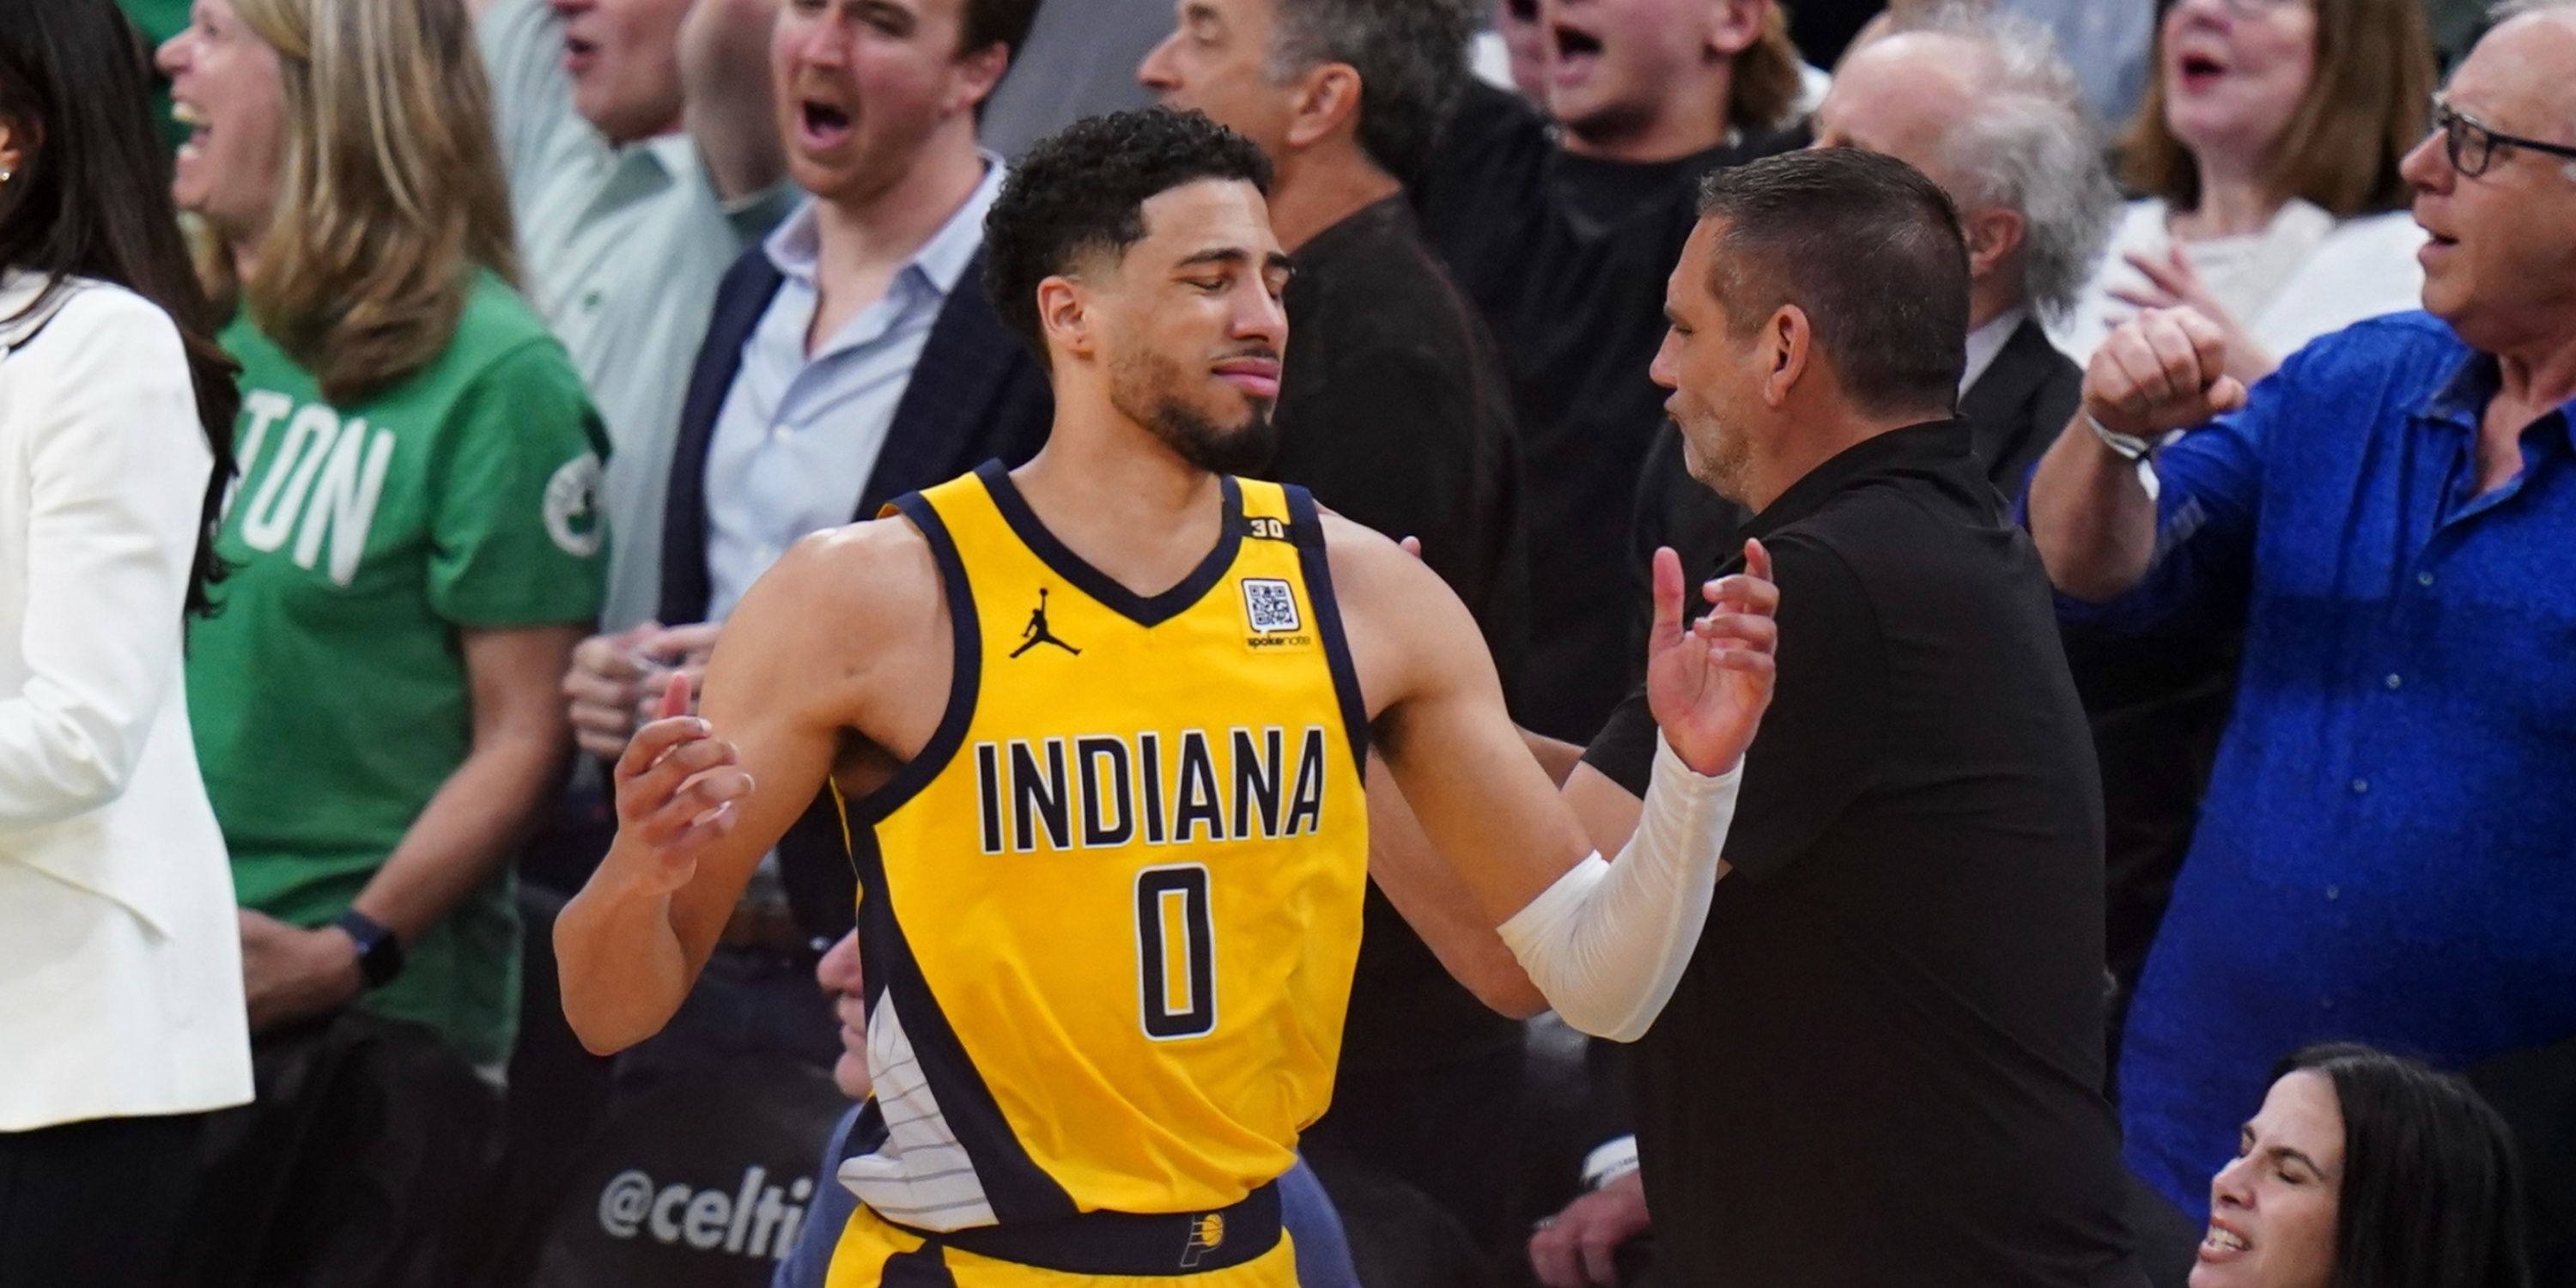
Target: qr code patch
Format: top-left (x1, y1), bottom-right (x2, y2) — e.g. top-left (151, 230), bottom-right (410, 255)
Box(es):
top-left (1241, 578), bottom-right (1303, 634)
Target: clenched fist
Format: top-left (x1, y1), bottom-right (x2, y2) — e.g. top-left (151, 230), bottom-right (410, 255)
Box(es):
top-left (2083, 306), bottom-right (2251, 442)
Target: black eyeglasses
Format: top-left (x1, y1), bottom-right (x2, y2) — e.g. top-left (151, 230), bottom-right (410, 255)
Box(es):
top-left (2429, 95), bottom-right (2576, 178)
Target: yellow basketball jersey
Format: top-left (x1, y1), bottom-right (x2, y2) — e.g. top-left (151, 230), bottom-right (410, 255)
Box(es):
top-left (835, 462), bottom-right (1370, 1232)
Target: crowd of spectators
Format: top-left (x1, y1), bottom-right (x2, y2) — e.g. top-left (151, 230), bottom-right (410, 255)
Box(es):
top-left (2, 0), bottom-right (2571, 1285)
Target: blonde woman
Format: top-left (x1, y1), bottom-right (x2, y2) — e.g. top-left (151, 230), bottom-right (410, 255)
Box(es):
top-left (154, 0), bottom-right (605, 1276)
top-left (2055, 0), bottom-right (2438, 385)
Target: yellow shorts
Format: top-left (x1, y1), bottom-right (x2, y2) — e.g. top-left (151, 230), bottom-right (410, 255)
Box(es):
top-left (823, 1205), bottom-right (1299, 1287)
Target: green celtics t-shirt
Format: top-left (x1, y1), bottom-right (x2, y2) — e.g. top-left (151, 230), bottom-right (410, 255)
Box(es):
top-left (189, 273), bottom-right (609, 1067)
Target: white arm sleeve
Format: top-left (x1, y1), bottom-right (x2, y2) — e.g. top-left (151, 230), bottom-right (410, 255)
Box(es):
top-left (1497, 732), bottom-right (1741, 1042)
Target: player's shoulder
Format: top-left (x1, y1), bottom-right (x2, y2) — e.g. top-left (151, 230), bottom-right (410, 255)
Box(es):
top-left (739, 513), bottom-right (945, 636)
top-left (1312, 507), bottom-right (1418, 596)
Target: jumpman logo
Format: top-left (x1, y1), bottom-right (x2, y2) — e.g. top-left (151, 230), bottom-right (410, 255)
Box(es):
top-left (1011, 587), bottom-right (1081, 659)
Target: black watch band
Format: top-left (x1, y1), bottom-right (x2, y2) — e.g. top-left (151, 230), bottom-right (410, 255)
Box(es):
top-left (334, 909), bottom-right (405, 989)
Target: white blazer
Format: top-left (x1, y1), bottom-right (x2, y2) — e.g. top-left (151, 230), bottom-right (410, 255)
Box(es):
top-left (0, 271), bottom-right (253, 1131)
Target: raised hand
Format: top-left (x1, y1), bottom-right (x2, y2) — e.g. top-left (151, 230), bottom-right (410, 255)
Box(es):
top-left (2084, 306), bottom-right (2250, 441)
top-left (1645, 540), bottom-right (1778, 777)
top-left (605, 671), bottom-right (753, 896)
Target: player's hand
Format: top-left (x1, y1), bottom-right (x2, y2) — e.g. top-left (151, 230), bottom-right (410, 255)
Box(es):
top-left (1645, 540), bottom-right (1777, 778)
top-left (605, 673), bottom-right (753, 896)
top-left (1529, 1170), bottom-right (1651, 1287)
top-left (2082, 306), bottom-right (2249, 442)
top-left (566, 622), bottom-right (661, 761)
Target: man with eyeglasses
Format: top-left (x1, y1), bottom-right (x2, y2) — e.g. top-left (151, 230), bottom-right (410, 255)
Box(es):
top-left (2026, 2), bottom-right (2576, 1276)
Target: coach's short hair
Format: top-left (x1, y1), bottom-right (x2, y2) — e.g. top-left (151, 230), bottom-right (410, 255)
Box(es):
top-left (1695, 149), bottom-right (1970, 417)
top-left (984, 108), bottom-right (1273, 363)
top-left (1266, 0), bottom-right (1478, 179)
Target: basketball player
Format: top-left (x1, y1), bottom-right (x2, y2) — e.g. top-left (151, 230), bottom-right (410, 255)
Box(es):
top-left (555, 108), bottom-right (1777, 1287)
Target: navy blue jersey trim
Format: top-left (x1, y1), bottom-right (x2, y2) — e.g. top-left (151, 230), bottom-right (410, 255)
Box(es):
top-left (848, 823), bottom-right (1081, 1223)
top-left (1283, 486), bottom-right (1371, 769)
top-left (975, 460), bottom-right (1244, 629)
top-left (854, 493), bottom-right (981, 823)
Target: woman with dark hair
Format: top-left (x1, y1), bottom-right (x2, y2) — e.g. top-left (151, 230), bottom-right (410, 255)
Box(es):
top-left (2194, 1044), bottom-right (2530, 1288)
top-left (0, 0), bottom-right (255, 1282)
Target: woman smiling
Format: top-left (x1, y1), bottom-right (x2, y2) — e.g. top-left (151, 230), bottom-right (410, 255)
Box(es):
top-left (154, 0), bottom-right (606, 1276)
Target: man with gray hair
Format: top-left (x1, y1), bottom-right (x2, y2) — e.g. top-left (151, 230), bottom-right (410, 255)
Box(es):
top-left (1632, 5), bottom-right (2117, 664)
top-left (1140, 0), bottom-right (1537, 1264)
top-left (1818, 7), bottom-right (2118, 487)
top-left (2031, 6), bottom-right (2576, 1279)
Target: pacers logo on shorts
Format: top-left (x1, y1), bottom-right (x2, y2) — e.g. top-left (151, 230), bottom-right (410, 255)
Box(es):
top-left (1180, 1212), bottom-right (1227, 1268)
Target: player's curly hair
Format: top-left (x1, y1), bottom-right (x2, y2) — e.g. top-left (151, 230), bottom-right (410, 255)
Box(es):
top-left (983, 107), bottom-right (1273, 364)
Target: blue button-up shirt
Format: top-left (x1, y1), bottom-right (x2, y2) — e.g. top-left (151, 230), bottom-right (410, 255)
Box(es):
top-left (2060, 313), bottom-right (2576, 1218)
top-left (703, 159), bottom-right (1005, 622)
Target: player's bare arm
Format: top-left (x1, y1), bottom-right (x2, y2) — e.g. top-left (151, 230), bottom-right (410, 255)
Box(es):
top-left (1327, 513), bottom-right (1779, 1039)
top-left (554, 517), bottom-right (948, 1054)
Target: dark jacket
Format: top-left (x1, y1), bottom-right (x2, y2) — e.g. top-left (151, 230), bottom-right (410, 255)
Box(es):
top-left (1959, 315), bottom-right (2086, 499)
top-left (661, 241), bottom-right (1053, 939)
top-left (659, 242), bottom-right (1054, 626)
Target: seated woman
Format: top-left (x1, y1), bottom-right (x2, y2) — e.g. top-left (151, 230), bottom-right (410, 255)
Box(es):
top-left (2193, 1044), bottom-right (2529, 1288)
top-left (2054, 0), bottom-right (2437, 385)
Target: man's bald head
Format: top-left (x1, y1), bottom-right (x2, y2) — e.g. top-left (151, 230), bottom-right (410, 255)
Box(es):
top-left (2487, 0), bottom-right (2576, 137)
top-left (1818, 33), bottom-right (1992, 192)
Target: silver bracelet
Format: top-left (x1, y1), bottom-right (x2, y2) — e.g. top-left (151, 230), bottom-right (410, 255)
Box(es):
top-left (2086, 413), bottom-right (2155, 462)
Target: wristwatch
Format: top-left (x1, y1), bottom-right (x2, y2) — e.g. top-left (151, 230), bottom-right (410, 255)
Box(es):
top-left (2087, 413), bottom-right (2156, 462)
top-left (333, 908), bottom-right (406, 989)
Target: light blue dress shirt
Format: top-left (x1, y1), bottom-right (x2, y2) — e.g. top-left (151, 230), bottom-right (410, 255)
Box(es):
top-left (703, 161), bottom-right (1006, 623)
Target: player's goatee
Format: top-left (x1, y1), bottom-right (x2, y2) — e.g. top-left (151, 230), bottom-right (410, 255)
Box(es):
top-left (1150, 402), bottom-right (1279, 477)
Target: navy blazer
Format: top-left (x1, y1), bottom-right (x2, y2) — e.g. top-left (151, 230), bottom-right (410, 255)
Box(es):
top-left (659, 241), bottom-right (1053, 939)
top-left (659, 241), bottom-right (1054, 626)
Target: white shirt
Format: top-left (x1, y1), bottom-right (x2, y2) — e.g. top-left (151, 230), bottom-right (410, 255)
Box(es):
top-left (2054, 197), bottom-right (2427, 370)
top-left (0, 272), bottom-right (253, 1129)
